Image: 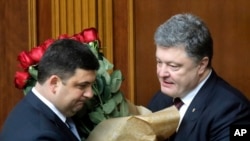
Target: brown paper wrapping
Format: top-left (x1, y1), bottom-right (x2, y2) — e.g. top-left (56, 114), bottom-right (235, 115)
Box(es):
top-left (86, 103), bottom-right (180, 141)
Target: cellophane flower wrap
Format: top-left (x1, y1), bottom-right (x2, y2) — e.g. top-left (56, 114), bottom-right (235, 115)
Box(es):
top-left (14, 27), bottom-right (180, 141)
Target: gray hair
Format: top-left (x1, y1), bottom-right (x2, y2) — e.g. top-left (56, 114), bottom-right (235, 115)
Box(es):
top-left (154, 13), bottom-right (213, 67)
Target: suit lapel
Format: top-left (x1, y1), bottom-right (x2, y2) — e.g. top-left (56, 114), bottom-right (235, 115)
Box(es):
top-left (25, 91), bottom-right (80, 141)
top-left (175, 70), bottom-right (218, 140)
top-left (53, 116), bottom-right (80, 141)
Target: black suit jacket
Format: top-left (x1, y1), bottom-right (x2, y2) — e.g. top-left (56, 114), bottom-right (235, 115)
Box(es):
top-left (0, 91), bottom-right (80, 141)
top-left (148, 70), bottom-right (250, 141)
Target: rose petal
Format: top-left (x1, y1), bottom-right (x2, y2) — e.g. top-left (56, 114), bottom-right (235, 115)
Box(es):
top-left (58, 34), bottom-right (70, 39)
top-left (14, 71), bottom-right (30, 89)
top-left (81, 27), bottom-right (99, 43)
top-left (42, 38), bottom-right (55, 50)
top-left (17, 51), bottom-right (35, 70)
top-left (29, 46), bottom-right (45, 63)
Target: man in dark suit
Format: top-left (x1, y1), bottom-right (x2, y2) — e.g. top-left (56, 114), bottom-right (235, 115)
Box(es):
top-left (0, 39), bottom-right (99, 141)
top-left (147, 13), bottom-right (250, 141)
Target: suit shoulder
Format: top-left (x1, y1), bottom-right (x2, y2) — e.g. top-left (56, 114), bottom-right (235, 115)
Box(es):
top-left (147, 91), bottom-right (173, 112)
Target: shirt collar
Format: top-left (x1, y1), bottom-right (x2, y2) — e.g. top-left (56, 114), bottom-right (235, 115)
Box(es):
top-left (32, 87), bottom-right (67, 123)
top-left (181, 69), bottom-right (212, 106)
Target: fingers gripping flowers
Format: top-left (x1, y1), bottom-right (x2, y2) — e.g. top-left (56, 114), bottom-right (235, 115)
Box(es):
top-left (14, 27), bottom-right (129, 138)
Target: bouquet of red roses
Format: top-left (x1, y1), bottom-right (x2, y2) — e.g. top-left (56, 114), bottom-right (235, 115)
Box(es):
top-left (14, 27), bottom-right (179, 141)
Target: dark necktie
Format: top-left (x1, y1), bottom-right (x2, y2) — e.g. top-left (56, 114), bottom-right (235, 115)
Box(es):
top-left (168, 98), bottom-right (184, 141)
top-left (66, 118), bottom-right (81, 141)
top-left (173, 97), bottom-right (184, 110)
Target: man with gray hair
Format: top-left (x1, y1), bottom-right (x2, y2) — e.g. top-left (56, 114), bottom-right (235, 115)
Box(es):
top-left (148, 13), bottom-right (250, 141)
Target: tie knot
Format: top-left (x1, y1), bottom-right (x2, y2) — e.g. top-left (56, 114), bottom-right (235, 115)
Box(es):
top-left (173, 97), bottom-right (184, 110)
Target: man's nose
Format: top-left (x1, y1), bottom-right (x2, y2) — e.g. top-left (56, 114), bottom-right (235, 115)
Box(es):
top-left (83, 86), bottom-right (94, 98)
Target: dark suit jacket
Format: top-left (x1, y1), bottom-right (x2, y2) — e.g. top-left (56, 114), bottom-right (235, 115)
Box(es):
top-left (148, 70), bottom-right (250, 141)
top-left (0, 91), bottom-right (80, 141)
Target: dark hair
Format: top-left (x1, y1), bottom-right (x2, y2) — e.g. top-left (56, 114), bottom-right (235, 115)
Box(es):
top-left (37, 39), bottom-right (99, 84)
top-left (154, 13), bottom-right (213, 67)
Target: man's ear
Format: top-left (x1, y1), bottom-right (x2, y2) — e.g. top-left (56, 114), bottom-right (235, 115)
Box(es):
top-left (48, 75), bottom-right (60, 94)
top-left (198, 57), bottom-right (209, 74)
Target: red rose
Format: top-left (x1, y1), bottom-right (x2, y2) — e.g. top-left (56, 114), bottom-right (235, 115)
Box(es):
top-left (80, 27), bottom-right (100, 44)
top-left (58, 34), bottom-right (70, 39)
top-left (71, 34), bottom-right (85, 42)
top-left (14, 71), bottom-right (30, 89)
top-left (42, 38), bottom-right (55, 50)
top-left (29, 46), bottom-right (45, 63)
top-left (17, 51), bottom-right (35, 70)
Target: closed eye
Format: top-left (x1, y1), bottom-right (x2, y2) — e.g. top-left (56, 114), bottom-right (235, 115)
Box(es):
top-left (156, 60), bottom-right (163, 65)
top-left (76, 82), bottom-right (93, 90)
top-left (168, 64), bottom-right (180, 71)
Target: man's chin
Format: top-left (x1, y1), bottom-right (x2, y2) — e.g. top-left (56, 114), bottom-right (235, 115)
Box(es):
top-left (160, 88), bottom-right (175, 97)
top-left (73, 104), bottom-right (84, 113)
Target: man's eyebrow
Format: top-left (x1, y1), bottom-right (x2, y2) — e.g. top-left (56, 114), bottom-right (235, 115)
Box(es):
top-left (167, 62), bottom-right (182, 66)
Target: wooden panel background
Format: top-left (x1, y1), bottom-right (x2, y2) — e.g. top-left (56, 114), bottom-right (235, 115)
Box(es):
top-left (0, 0), bottom-right (28, 129)
top-left (134, 0), bottom-right (250, 106)
top-left (113, 0), bottom-right (133, 101)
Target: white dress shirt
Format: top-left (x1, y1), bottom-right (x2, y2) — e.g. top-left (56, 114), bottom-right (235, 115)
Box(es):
top-left (32, 87), bottom-right (67, 123)
top-left (177, 70), bottom-right (211, 131)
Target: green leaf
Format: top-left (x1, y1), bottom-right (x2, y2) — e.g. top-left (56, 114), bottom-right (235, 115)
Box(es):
top-left (88, 110), bottom-right (106, 124)
top-left (110, 70), bottom-right (123, 93)
top-left (94, 76), bottom-right (104, 95)
top-left (23, 86), bottom-right (32, 95)
top-left (97, 60), bottom-right (106, 75)
top-left (110, 107), bottom-right (120, 117)
top-left (101, 71), bottom-right (111, 85)
top-left (88, 41), bottom-right (99, 58)
top-left (112, 91), bottom-right (123, 104)
top-left (101, 84), bottom-right (112, 102)
top-left (24, 77), bottom-right (37, 95)
top-left (119, 100), bottom-right (129, 117)
top-left (102, 99), bottom-right (116, 114)
top-left (28, 65), bottom-right (38, 80)
top-left (102, 57), bottom-right (114, 71)
top-left (92, 84), bottom-right (99, 97)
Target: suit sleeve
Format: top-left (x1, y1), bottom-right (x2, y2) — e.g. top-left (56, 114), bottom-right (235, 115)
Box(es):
top-left (209, 97), bottom-right (250, 141)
